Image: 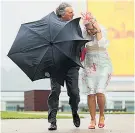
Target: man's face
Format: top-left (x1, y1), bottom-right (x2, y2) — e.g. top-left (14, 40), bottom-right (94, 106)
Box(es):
top-left (85, 23), bottom-right (97, 36)
top-left (61, 7), bottom-right (74, 21)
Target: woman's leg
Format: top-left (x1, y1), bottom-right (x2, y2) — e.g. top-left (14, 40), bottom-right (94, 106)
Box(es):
top-left (96, 93), bottom-right (105, 127)
top-left (96, 73), bottom-right (112, 128)
top-left (96, 93), bottom-right (105, 117)
top-left (87, 94), bottom-right (96, 128)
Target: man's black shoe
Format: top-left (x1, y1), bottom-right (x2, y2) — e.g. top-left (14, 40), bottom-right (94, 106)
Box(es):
top-left (72, 111), bottom-right (80, 127)
top-left (48, 122), bottom-right (57, 130)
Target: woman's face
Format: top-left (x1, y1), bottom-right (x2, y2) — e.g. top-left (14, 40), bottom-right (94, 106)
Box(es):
top-left (85, 23), bottom-right (97, 36)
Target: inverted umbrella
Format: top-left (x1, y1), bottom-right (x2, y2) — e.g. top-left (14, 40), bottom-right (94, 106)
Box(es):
top-left (8, 12), bottom-right (89, 85)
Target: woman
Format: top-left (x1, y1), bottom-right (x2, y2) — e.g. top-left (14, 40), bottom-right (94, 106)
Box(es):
top-left (79, 12), bottom-right (113, 129)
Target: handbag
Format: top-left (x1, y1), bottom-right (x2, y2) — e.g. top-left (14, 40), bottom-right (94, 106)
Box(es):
top-left (80, 48), bottom-right (87, 62)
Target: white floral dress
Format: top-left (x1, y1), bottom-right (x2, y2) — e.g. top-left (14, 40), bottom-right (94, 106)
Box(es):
top-left (79, 25), bottom-right (113, 95)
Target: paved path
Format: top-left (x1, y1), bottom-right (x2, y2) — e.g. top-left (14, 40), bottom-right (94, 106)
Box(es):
top-left (1, 114), bottom-right (134, 133)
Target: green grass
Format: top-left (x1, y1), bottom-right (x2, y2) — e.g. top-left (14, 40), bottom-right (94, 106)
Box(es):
top-left (78, 112), bottom-right (134, 114)
top-left (58, 111), bottom-right (134, 114)
top-left (1, 111), bottom-right (134, 119)
top-left (103, 112), bottom-right (134, 114)
top-left (1, 111), bottom-right (84, 119)
top-left (8, 111), bottom-right (134, 114)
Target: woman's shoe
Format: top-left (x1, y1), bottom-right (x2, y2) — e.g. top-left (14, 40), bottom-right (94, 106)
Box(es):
top-left (98, 116), bottom-right (105, 128)
top-left (88, 119), bottom-right (96, 129)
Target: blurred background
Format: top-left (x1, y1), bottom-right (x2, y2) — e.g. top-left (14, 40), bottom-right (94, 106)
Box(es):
top-left (0, 0), bottom-right (134, 112)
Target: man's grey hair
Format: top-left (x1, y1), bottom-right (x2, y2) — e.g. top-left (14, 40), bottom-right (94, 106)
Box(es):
top-left (56, 2), bottom-right (72, 17)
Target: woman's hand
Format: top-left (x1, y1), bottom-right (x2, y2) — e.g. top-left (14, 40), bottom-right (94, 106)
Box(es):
top-left (86, 13), bottom-right (101, 33)
top-left (91, 20), bottom-right (101, 33)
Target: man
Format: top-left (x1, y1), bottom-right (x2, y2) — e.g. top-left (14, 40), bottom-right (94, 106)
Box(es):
top-left (48, 2), bottom-right (81, 130)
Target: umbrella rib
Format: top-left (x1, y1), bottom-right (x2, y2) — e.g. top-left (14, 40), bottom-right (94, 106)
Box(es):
top-left (32, 47), bottom-right (51, 81)
top-left (49, 14), bottom-right (56, 67)
top-left (23, 25), bottom-right (50, 42)
top-left (21, 44), bottom-right (49, 52)
top-left (8, 44), bottom-right (49, 56)
top-left (53, 45), bottom-right (79, 66)
top-left (51, 20), bottom-right (68, 42)
top-left (52, 18), bottom-right (80, 42)
top-left (54, 38), bottom-right (87, 43)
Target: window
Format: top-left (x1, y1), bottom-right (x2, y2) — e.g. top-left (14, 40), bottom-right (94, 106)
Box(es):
top-left (114, 101), bottom-right (122, 109)
top-left (6, 101), bottom-right (24, 111)
top-left (125, 101), bottom-right (134, 112)
top-left (6, 106), bottom-right (17, 111)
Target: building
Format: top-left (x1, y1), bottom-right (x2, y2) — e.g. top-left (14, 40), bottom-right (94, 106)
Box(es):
top-left (1, 76), bottom-right (134, 112)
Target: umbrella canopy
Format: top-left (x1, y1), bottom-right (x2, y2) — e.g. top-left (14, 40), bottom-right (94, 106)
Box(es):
top-left (8, 12), bottom-right (89, 85)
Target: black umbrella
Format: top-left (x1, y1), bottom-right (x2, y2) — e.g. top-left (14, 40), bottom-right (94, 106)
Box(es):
top-left (8, 12), bottom-right (89, 86)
